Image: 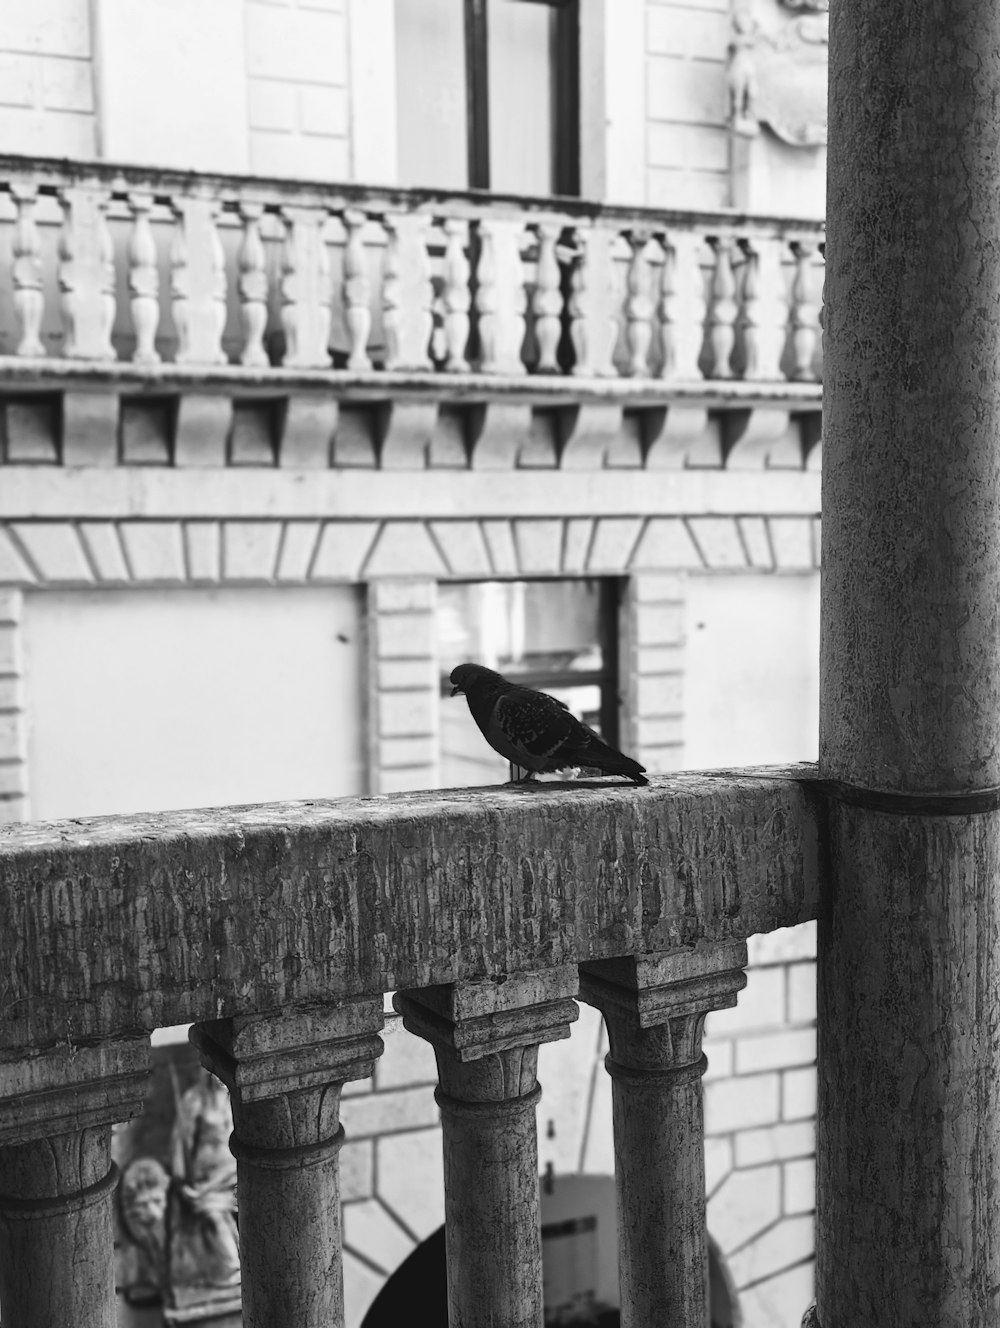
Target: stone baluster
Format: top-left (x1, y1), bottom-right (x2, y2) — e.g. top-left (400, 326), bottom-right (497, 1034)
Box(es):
top-left (473, 217), bottom-right (527, 374)
top-left (10, 183), bottom-right (45, 357)
top-left (382, 212), bottom-right (433, 371)
top-left (739, 235), bottom-right (790, 380)
top-left (706, 236), bottom-right (738, 379)
top-left (57, 183), bottom-right (116, 360)
top-left (789, 238), bottom-right (822, 381)
top-left (568, 223), bottom-right (619, 377)
top-left (238, 202), bottom-right (270, 368)
top-left (624, 230), bottom-right (655, 376)
top-left (579, 941), bottom-right (748, 1328)
top-left (170, 196), bottom-right (227, 365)
top-left (190, 998), bottom-right (383, 1328)
top-left (342, 208), bottom-right (372, 371)
top-left (441, 217), bottom-right (471, 371)
top-left (531, 220), bottom-right (563, 374)
top-left (280, 205), bottom-right (332, 368)
top-left (0, 1038), bottom-right (150, 1328)
top-left (395, 967), bottom-right (579, 1328)
top-left (126, 191), bottom-right (160, 365)
top-left (658, 230), bottom-right (709, 381)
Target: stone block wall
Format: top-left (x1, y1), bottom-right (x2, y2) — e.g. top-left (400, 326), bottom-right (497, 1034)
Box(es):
top-left (0, 588), bottom-right (28, 824)
top-left (0, 0), bottom-right (95, 158)
top-left (645, 0), bottom-right (732, 209)
top-left (244, 0), bottom-right (351, 179)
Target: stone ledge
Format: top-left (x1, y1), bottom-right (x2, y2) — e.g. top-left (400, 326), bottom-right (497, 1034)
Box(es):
top-left (0, 765), bottom-right (823, 1053)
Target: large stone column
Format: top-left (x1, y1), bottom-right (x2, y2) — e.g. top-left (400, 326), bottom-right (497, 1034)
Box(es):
top-left (0, 1039), bottom-right (150, 1328)
top-left (395, 967), bottom-right (579, 1328)
top-left (191, 998), bottom-right (384, 1328)
top-left (818, 2), bottom-right (1000, 1324)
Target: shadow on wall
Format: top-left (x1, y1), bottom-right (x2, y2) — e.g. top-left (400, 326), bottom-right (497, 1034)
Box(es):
top-left (362, 1175), bottom-right (741, 1328)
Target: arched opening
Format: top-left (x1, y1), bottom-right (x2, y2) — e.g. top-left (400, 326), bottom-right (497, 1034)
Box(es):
top-left (362, 1175), bottom-right (741, 1328)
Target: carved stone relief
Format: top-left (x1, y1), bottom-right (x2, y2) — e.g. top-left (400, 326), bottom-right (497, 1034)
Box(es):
top-left (728, 0), bottom-right (828, 147)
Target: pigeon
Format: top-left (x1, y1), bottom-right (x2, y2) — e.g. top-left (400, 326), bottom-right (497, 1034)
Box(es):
top-left (450, 662), bottom-right (648, 785)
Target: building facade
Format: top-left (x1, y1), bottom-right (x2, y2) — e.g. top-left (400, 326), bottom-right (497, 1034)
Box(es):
top-left (0, 1), bottom-right (826, 1324)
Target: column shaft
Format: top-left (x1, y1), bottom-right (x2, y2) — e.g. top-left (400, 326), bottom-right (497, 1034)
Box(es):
top-left (438, 1075), bottom-right (543, 1328)
top-left (820, 2), bottom-right (1000, 1323)
top-left (0, 1131), bottom-right (118, 1328)
top-left (609, 1055), bottom-right (707, 1328)
top-left (231, 1125), bottom-right (344, 1327)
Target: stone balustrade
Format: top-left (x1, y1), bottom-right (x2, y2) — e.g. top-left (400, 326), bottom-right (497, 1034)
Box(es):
top-left (0, 153), bottom-right (824, 393)
top-left (0, 767), bottom-right (821, 1327)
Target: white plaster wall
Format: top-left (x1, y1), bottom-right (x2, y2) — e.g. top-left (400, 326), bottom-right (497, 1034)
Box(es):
top-left (0, 0), bottom-right (96, 158)
top-left (21, 585), bottom-right (365, 818)
top-left (645, 0), bottom-right (732, 210)
top-left (683, 572), bottom-right (821, 768)
top-left (244, 0), bottom-right (350, 179)
top-left (93, 0), bottom-right (250, 171)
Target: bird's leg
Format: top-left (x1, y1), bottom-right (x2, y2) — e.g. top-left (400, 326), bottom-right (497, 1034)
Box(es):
top-left (508, 763), bottom-right (536, 784)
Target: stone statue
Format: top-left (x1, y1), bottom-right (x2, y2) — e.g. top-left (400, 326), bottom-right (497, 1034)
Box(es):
top-left (167, 1067), bottom-right (242, 1309)
top-left (119, 1156), bottom-right (169, 1291)
top-left (728, 8), bottom-right (762, 137)
top-left (726, 0), bottom-right (828, 146)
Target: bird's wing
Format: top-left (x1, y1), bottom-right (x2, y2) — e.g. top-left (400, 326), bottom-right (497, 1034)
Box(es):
top-left (489, 688), bottom-right (580, 770)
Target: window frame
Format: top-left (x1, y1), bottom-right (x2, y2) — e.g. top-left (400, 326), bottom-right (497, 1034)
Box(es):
top-left (463, 0), bottom-right (581, 196)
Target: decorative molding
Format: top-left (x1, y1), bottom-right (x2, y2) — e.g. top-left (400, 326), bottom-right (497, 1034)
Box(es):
top-left (0, 516), bottom-right (822, 587)
top-left (0, 386), bottom-right (823, 473)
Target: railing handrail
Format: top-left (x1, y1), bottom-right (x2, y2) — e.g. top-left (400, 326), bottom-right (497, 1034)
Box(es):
top-left (0, 150), bottom-right (828, 237)
top-left (0, 765), bottom-right (821, 1056)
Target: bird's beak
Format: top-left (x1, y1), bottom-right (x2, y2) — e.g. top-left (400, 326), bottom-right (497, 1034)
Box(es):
top-left (450, 685), bottom-right (461, 697)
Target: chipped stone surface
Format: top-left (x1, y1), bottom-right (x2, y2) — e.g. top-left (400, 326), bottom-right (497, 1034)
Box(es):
top-left (0, 766), bottom-right (822, 1051)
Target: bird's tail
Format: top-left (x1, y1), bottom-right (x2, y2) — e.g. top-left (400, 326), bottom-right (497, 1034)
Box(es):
top-left (579, 734), bottom-right (648, 785)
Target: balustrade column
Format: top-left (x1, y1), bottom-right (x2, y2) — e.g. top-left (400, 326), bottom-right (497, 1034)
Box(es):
top-left (170, 195), bottom-right (227, 365)
top-left (0, 1038), bottom-right (150, 1328)
top-left (191, 998), bottom-right (383, 1328)
top-left (579, 941), bottom-right (747, 1328)
top-left (568, 223), bottom-right (620, 377)
top-left (58, 184), bottom-right (116, 360)
top-left (280, 205), bottom-right (333, 368)
top-left (658, 230), bottom-right (709, 382)
top-left (382, 212), bottom-right (433, 371)
top-left (473, 218), bottom-right (528, 374)
top-left (395, 967), bottom-right (579, 1328)
top-left (10, 183), bottom-right (45, 358)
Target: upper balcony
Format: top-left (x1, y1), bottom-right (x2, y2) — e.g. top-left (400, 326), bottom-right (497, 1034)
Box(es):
top-left (0, 153), bottom-right (824, 472)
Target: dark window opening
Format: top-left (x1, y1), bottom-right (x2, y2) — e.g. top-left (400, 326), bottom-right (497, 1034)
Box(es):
top-left (437, 578), bottom-right (622, 787)
top-left (396, 0), bottom-right (581, 197)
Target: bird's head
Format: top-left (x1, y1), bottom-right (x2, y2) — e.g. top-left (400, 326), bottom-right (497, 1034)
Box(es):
top-left (449, 662), bottom-right (504, 697)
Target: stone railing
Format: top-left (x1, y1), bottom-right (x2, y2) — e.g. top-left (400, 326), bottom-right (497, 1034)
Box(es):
top-left (0, 153), bottom-right (824, 392)
top-left (0, 768), bottom-right (821, 1327)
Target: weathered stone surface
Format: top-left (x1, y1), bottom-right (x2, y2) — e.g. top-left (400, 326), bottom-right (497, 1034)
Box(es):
top-left (0, 767), bottom-right (822, 1052)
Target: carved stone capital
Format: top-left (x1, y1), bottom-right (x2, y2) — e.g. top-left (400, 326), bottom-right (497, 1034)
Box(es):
top-left (394, 965), bottom-right (578, 1103)
top-left (190, 996), bottom-right (383, 1151)
top-left (0, 1035), bottom-right (151, 1149)
top-left (579, 939), bottom-right (747, 1071)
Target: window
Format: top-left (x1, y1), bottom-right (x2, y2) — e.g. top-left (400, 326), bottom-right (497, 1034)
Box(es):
top-left (437, 578), bottom-right (621, 786)
top-left (395, 0), bottom-right (580, 196)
